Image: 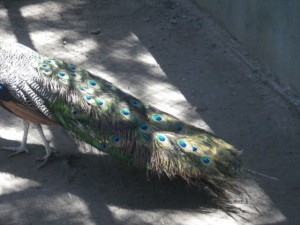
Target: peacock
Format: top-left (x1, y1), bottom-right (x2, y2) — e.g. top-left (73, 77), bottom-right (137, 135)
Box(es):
top-left (0, 42), bottom-right (242, 199)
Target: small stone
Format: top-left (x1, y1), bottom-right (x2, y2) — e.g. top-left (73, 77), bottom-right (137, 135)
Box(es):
top-left (169, 19), bottom-right (177, 24)
top-left (209, 43), bottom-right (217, 49)
top-left (164, 1), bottom-right (175, 9)
top-left (91, 30), bottom-right (101, 35)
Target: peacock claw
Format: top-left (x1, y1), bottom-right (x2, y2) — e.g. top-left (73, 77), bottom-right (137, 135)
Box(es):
top-left (35, 152), bottom-right (55, 169)
top-left (1, 146), bottom-right (29, 158)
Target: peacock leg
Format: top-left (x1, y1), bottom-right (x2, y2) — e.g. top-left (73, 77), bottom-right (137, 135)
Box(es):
top-left (1, 120), bottom-right (30, 157)
top-left (34, 124), bottom-right (53, 168)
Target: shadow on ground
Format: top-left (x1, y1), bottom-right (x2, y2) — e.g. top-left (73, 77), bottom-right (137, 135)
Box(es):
top-left (0, 134), bottom-right (220, 225)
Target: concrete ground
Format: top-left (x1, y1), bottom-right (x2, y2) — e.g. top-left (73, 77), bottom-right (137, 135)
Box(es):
top-left (0, 0), bottom-right (299, 224)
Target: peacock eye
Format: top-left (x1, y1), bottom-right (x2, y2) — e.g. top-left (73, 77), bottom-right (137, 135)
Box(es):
top-left (157, 134), bottom-right (167, 142)
top-left (122, 109), bottom-right (130, 116)
top-left (113, 136), bottom-right (120, 142)
top-left (178, 140), bottom-right (187, 148)
top-left (174, 124), bottom-right (183, 132)
top-left (89, 80), bottom-right (97, 86)
top-left (153, 114), bottom-right (163, 122)
top-left (0, 84), bottom-right (3, 91)
top-left (140, 124), bottom-right (148, 130)
top-left (71, 109), bottom-right (78, 116)
top-left (202, 157), bottom-right (211, 165)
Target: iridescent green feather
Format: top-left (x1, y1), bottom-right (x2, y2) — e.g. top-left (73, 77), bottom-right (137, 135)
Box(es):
top-left (38, 57), bottom-right (243, 198)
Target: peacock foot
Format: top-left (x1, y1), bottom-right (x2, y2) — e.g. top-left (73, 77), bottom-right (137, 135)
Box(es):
top-left (1, 145), bottom-right (29, 157)
top-left (35, 150), bottom-right (55, 169)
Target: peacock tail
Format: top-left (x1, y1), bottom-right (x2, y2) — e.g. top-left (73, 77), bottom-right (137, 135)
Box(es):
top-left (0, 42), bottom-right (242, 198)
top-left (37, 57), bottom-right (242, 196)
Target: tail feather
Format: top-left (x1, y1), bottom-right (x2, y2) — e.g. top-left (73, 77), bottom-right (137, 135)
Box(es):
top-left (36, 57), bottom-right (243, 198)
